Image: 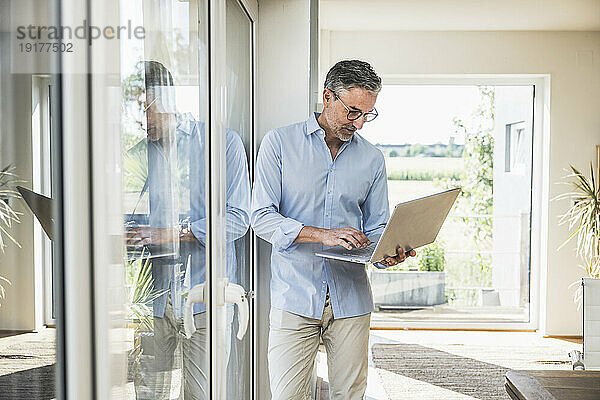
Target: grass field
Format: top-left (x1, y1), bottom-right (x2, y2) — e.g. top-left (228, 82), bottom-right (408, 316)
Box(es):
top-left (384, 156), bottom-right (463, 180)
top-left (383, 156), bottom-right (495, 307)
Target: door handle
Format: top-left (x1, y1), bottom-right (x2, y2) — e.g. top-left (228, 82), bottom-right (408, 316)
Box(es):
top-left (183, 282), bottom-right (205, 339)
top-left (183, 279), bottom-right (249, 340)
top-left (225, 282), bottom-right (248, 340)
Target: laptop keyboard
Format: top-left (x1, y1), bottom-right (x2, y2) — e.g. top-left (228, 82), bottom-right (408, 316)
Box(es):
top-left (342, 242), bottom-right (377, 257)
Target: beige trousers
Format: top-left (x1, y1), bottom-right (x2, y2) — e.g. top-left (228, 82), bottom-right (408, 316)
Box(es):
top-left (267, 292), bottom-right (371, 400)
top-left (146, 296), bottom-right (233, 400)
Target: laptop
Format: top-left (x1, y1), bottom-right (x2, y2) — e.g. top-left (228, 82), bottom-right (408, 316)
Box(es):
top-left (314, 188), bottom-right (461, 264)
top-left (17, 186), bottom-right (56, 241)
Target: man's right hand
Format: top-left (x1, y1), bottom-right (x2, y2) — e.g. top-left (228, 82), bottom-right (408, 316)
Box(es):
top-left (319, 227), bottom-right (371, 250)
top-left (295, 226), bottom-right (371, 250)
top-left (126, 226), bottom-right (177, 247)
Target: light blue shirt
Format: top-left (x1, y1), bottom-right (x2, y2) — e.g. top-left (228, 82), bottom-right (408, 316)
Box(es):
top-left (251, 112), bottom-right (390, 319)
top-left (130, 117), bottom-right (250, 318)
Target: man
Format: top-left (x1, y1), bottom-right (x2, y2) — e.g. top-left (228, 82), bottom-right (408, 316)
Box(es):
top-left (127, 60), bottom-right (251, 399)
top-left (251, 59), bottom-right (416, 399)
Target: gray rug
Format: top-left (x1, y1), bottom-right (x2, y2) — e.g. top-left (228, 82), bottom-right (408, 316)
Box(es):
top-left (0, 363), bottom-right (55, 399)
top-left (371, 343), bottom-right (511, 399)
top-left (0, 330), bottom-right (56, 399)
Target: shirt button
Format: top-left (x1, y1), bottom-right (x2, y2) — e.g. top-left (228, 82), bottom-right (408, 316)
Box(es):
top-left (325, 213), bottom-right (329, 216)
top-left (322, 280), bottom-right (326, 284)
top-left (328, 190), bottom-right (331, 194)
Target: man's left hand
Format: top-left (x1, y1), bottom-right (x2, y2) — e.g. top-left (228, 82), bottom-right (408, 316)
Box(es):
top-left (379, 246), bottom-right (416, 267)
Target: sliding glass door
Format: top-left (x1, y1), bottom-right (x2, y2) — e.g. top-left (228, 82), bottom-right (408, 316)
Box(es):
top-left (2, 0), bottom-right (256, 397)
top-left (118, 0), bottom-right (214, 398)
top-left (53, 0), bottom-right (256, 398)
top-left (223, 0), bottom-right (254, 397)
top-left (115, 0), bottom-right (256, 398)
top-left (359, 80), bottom-right (541, 330)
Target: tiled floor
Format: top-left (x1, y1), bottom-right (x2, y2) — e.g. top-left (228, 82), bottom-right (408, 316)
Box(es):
top-left (0, 328), bottom-right (583, 399)
top-left (316, 330), bottom-right (582, 400)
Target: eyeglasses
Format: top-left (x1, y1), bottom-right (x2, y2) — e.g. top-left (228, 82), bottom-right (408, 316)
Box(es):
top-left (334, 93), bottom-right (378, 122)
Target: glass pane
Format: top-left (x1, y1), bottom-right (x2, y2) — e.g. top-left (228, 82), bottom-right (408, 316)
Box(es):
top-left (223, 0), bottom-right (252, 398)
top-left (0, 1), bottom-right (61, 398)
top-left (361, 85), bottom-right (534, 325)
top-left (120, 0), bottom-right (211, 397)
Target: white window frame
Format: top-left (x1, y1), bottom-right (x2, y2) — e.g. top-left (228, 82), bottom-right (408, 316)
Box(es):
top-left (210, 0), bottom-right (258, 397)
top-left (32, 75), bottom-right (55, 327)
top-left (232, 1), bottom-right (259, 399)
top-left (505, 120), bottom-right (528, 174)
top-left (369, 74), bottom-right (550, 331)
top-left (56, 0), bottom-right (260, 397)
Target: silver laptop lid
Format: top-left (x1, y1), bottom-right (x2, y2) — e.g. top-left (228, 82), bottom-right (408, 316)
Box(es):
top-left (370, 188), bottom-right (460, 263)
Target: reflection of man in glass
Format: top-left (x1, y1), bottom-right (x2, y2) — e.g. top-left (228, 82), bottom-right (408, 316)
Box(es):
top-left (127, 61), bottom-right (251, 399)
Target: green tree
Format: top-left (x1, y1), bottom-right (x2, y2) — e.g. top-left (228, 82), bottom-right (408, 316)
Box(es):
top-left (418, 242), bottom-right (446, 272)
top-left (121, 61), bottom-right (146, 152)
top-left (389, 150), bottom-right (399, 157)
top-left (441, 86), bottom-right (495, 288)
top-left (457, 87), bottom-right (494, 239)
top-left (412, 143), bottom-right (425, 156)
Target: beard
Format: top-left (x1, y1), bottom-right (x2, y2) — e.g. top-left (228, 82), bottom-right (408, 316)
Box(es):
top-left (336, 125), bottom-right (357, 141)
top-left (324, 111), bottom-right (356, 142)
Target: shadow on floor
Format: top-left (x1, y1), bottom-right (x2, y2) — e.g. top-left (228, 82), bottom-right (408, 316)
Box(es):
top-left (0, 331), bottom-right (30, 339)
top-left (371, 343), bottom-right (511, 400)
top-left (0, 364), bottom-right (56, 400)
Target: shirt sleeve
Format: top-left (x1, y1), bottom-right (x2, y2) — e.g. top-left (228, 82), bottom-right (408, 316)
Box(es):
top-left (362, 152), bottom-right (390, 239)
top-left (190, 130), bottom-right (251, 244)
top-left (362, 153), bottom-right (391, 268)
top-left (251, 130), bottom-right (304, 252)
top-left (190, 218), bottom-right (207, 245)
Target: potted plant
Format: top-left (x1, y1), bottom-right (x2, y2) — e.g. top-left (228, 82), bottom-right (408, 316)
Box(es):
top-left (0, 165), bottom-right (24, 306)
top-left (124, 250), bottom-right (170, 395)
top-left (368, 241), bottom-right (447, 309)
top-left (556, 157), bottom-right (599, 370)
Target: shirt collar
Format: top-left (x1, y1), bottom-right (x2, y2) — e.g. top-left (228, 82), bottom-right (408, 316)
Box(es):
top-left (176, 112), bottom-right (196, 136)
top-left (305, 112), bottom-right (323, 136)
top-left (305, 111), bottom-right (358, 145)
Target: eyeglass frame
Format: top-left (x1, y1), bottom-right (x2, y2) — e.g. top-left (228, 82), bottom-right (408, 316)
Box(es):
top-left (331, 90), bottom-right (379, 122)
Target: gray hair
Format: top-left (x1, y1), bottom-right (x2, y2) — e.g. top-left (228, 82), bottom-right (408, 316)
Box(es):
top-left (324, 60), bottom-right (381, 96)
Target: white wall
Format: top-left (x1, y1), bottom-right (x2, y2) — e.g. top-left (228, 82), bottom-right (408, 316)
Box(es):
top-left (257, 1), bottom-right (313, 135)
top-left (321, 30), bottom-right (600, 335)
top-left (0, 32), bottom-right (43, 332)
top-left (320, 0), bottom-right (600, 32)
top-left (492, 86), bottom-right (534, 308)
top-left (257, 0), bottom-right (314, 397)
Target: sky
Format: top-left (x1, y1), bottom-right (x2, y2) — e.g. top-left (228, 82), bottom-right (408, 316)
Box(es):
top-left (359, 85), bottom-right (484, 145)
